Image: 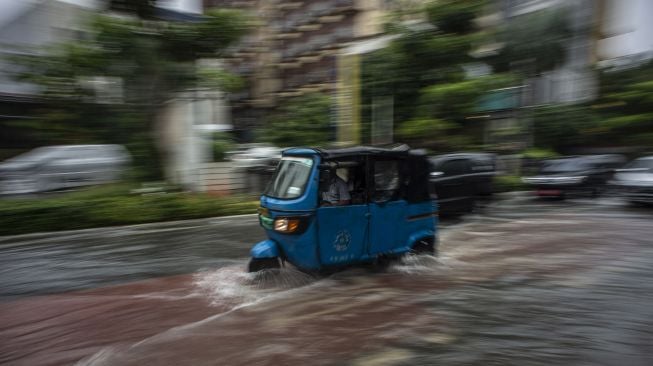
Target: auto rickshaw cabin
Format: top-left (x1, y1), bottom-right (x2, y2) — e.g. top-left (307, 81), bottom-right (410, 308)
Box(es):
top-left (249, 145), bottom-right (438, 272)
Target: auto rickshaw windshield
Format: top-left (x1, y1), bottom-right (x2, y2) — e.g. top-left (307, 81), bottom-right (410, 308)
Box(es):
top-left (264, 156), bottom-right (314, 199)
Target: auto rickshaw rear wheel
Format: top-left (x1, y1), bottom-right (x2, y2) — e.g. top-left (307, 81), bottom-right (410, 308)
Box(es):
top-left (248, 257), bottom-right (281, 272)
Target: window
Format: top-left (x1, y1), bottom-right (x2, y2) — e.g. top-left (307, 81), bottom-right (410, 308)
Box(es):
top-left (625, 159), bottom-right (653, 171)
top-left (540, 159), bottom-right (589, 173)
top-left (265, 156), bottom-right (314, 199)
top-left (373, 160), bottom-right (400, 202)
top-left (441, 159), bottom-right (470, 176)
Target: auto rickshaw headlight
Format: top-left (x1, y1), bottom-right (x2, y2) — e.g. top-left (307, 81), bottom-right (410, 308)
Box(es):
top-left (274, 218), bottom-right (300, 233)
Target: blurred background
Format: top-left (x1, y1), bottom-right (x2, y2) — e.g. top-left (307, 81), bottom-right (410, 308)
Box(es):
top-left (2, 2), bottom-right (653, 365)
top-left (0, 0), bottom-right (652, 229)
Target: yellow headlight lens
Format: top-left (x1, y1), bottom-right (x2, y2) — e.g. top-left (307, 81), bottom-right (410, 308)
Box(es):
top-left (274, 218), bottom-right (300, 233)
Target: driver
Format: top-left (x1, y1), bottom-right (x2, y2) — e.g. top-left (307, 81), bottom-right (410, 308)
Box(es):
top-left (322, 170), bottom-right (351, 206)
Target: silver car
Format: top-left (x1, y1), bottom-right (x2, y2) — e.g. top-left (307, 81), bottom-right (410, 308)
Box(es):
top-left (610, 156), bottom-right (653, 204)
top-left (0, 145), bottom-right (131, 194)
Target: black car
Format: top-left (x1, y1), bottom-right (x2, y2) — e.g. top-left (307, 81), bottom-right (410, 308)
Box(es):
top-left (428, 153), bottom-right (496, 215)
top-left (522, 154), bottom-right (626, 199)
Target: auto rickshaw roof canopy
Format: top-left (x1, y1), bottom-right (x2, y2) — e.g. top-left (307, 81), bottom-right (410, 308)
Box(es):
top-left (283, 145), bottom-right (427, 160)
top-left (283, 145), bottom-right (432, 203)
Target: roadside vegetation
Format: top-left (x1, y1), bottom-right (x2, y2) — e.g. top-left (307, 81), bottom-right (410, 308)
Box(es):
top-left (0, 185), bottom-right (258, 236)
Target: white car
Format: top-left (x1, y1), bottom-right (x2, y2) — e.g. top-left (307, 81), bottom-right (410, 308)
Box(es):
top-left (0, 145), bottom-right (131, 194)
top-left (610, 156), bottom-right (653, 204)
top-left (228, 144), bottom-right (281, 169)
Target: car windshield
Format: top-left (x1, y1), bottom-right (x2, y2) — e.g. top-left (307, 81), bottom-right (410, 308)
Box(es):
top-left (5, 147), bottom-right (60, 163)
top-left (624, 158), bottom-right (653, 171)
top-left (540, 159), bottom-right (590, 173)
top-left (264, 156), bottom-right (314, 199)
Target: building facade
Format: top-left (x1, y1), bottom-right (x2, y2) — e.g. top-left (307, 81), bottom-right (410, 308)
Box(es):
top-left (203, 0), bottom-right (391, 135)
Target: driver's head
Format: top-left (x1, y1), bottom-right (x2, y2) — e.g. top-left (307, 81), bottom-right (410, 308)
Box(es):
top-left (336, 168), bottom-right (348, 182)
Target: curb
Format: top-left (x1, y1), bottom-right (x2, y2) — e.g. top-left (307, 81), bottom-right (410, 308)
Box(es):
top-left (0, 213), bottom-right (259, 242)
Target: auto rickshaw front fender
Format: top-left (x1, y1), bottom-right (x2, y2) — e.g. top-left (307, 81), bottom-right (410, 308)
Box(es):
top-left (406, 230), bottom-right (436, 249)
top-left (250, 239), bottom-right (280, 259)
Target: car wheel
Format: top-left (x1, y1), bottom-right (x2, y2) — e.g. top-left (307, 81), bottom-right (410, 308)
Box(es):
top-left (591, 185), bottom-right (605, 198)
top-left (629, 200), bottom-right (649, 208)
top-left (466, 198), bottom-right (477, 213)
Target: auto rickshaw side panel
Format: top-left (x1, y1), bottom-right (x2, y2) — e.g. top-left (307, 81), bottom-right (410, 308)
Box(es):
top-left (315, 204), bottom-right (371, 267)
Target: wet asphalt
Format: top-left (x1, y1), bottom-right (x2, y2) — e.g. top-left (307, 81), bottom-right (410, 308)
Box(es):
top-left (1, 193), bottom-right (652, 365)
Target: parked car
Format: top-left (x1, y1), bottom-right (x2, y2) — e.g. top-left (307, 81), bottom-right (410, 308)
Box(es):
top-left (522, 154), bottom-right (626, 199)
top-left (0, 145), bottom-right (131, 195)
top-left (609, 156), bottom-right (653, 205)
top-left (428, 153), bottom-right (496, 215)
top-left (228, 144), bottom-right (281, 169)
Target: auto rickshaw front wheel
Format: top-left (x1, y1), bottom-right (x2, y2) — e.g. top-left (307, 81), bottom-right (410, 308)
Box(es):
top-left (248, 257), bottom-right (281, 272)
top-left (411, 237), bottom-right (437, 256)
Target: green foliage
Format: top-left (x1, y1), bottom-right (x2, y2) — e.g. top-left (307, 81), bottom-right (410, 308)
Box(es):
top-left (261, 92), bottom-right (333, 147)
top-left (212, 132), bottom-right (235, 162)
top-left (532, 104), bottom-right (600, 151)
top-left (109, 0), bottom-right (157, 18)
top-left (521, 147), bottom-right (559, 159)
top-left (360, 29), bottom-right (480, 131)
top-left (397, 118), bottom-right (454, 139)
top-left (601, 114), bottom-right (653, 129)
top-left (487, 7), bottom-right (571, 75)
top-left (426, 0), bottom-right (486, 34)
top-left (493, 175), bottom-right (527, 192)
top-left (8, 9), bottom-right (250, 180)
top-left (162, 9), bottom-right (250, 62)
top-left (595, 61), bottom-right (653, 147)
top-left (0, 185), bottom-right (258, 236)
top-left (417, 74), bottom-right (517, 120)
top-left (361, 0), bottom-right (517, 150)
top-left (197, 68), bottom-right (246, 92)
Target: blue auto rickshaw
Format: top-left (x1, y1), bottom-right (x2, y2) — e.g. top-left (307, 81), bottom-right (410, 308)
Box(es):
top-left (248, 146), bottom-right (439, 273)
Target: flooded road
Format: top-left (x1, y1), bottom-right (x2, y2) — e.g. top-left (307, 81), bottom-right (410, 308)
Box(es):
top-left (1, 195), bottom-right (653, 365)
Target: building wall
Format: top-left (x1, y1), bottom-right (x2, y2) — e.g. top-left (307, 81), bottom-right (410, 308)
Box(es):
top-left (0, 1), bottom-right (96, 96)
top-left (597, 0), bottom-right (653, 63)
top-left (204, 0), bottom-right (390, 133)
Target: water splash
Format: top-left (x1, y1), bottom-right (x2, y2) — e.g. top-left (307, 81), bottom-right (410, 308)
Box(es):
top-left (193, 263), bottom-right (317, 307)
top-left (75, 347), bottom-right (119, 366)
top-left (389, 253), bottom-right (445, 275)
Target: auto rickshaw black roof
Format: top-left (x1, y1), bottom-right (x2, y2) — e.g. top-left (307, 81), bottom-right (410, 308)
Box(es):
top-left (283, 145), bottom-right (427, 160)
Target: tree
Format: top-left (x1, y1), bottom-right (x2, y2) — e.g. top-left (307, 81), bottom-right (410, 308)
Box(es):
top-left (361, 0), bottom-right (518, 150)
top-left (485, 7), bottom-right (572, 76)
top-left (9, 7), bottom-right (249, 179)
top-left (594, 61), bottom-right (653, 147)
top-left (261, 92), bottom-right (332, 147)
top-left (531, 104), bottom-right (600, 152)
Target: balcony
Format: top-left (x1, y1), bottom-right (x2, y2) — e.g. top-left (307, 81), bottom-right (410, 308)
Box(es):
top-left (230, 0), bottom-right (256, 7)
top-left (274, 0), bottom-right (356, 36)
top-left (318, 14), bottom-right (345, 23)
top-left (277, 1), bottom-right (303, 10)
top-left (281, 68), bottom-right (333, 90)
top-left (276, 81), bottom-right (335, 98)
top-left (274, 0), bottom-right (303, 5)
top-left (229, 90), bottom-right (251, 102)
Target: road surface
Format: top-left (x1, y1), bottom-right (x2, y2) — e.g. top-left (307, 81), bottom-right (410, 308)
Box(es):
top-left (1, 195), bottom-right (652, 365)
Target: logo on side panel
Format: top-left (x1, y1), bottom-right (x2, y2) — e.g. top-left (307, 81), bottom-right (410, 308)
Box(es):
top-left (333, 230), bottom-right (352, 252)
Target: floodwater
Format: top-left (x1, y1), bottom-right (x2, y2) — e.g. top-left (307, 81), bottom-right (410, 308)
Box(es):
top-left (1, 196), bottom-right (653, 365)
